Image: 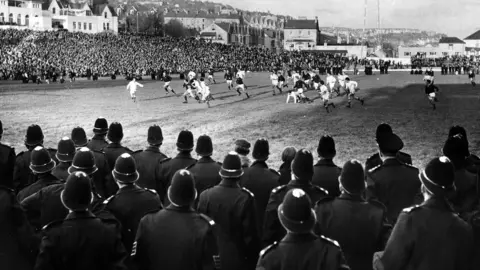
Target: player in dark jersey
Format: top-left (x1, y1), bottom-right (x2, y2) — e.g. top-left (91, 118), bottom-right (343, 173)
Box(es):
top-left (468, 68), bottom-right (476, 86)
top-left (293, 79), bottom-right (313, 103)
top-left (224, 71), bottom-right (234, 90)
top-left (425, 79), bottom-right (440, 110)
top-left (163, 73), bottom-right (176, 95)
top-left (235, 75), bottom-right (250, 99)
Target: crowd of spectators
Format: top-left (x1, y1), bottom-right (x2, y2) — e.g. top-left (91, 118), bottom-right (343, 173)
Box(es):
top-left (1, 117), bottom-right (480, 269)
top-left (410, 54), bottom-right (480, 73)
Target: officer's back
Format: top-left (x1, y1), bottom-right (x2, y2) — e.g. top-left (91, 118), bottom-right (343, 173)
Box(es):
top-left (103, 153), bottom-right (162, 253)
top-left (366, 133), bottom-right (420, 223)
top-left (240, 139), bottom-right (280, 229)
top-left (156, 130), bottom-right (197, 203)
top-left (315, 160), bottom-right (388, 270)
top-left (86, 117), bottom-right (109, 152)
top-left (0, 120), bottom-right (15, 187)
top-left (102, 122), bottom-right (133, 170)
top-left (34, 172), bottom-right (128, 270)
top-left (133, 125), bottom-right (168, 190)
top-left (312, 136), bottom-right (342, 197)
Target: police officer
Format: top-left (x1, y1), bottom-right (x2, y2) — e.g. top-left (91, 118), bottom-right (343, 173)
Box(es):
top-left (132, 170), bottom-right (220, 270)
top-left (133, 125), bottom-right (168, 190)
top-left (442, 134), bottom-right (478, 220)
top-left (315, 160), bottom-right (389, 270)
top-left (14, 124), bottom-right (58, 193)
top-left (197, 152), bottom-right (260, 270)
top-left (312, 135), bottom-right (342, 197)
top-left (448, 125), bottom-right (480, 174)
top-left (86, 117), bottom-right (109, 151)
top-left (263, 149), bottom-right (328, 247)
top-left (234, 139), bottom-right (252, 168)
top-left (52, 137), bottom-right (76, 181)
top-left (278, 147), bottom-right (296, 186)
top-left (0, 168), bottom-right (37, 270)
top-left (68, 147), bottom-right (117, 200)
top-left (102, 153), bottom-right (162, 254)
top-left (156, 130), bottom-right (197, 203)
top-left (71, 126), bottom-right (113, 196)
top-left (102, 122), bottom-right (133, 170)
top-left (366, 132), bottom-right (420, 224)
top-left (187, 135), bottom-right (222, 197)
top-left (373, 157), bottom-right (474, 270)
top-left (257, 189), bottom-right (349, 270)
top-left (17, 146), bottom-right (61, 202)
top-left (34, 172), bottom-right (128, 270)
top-left (365, 123), bottom-right (412, 173)
top-left (241, 139), bottom-right (280, 231)
top-left (0, 120), bottom-right (15, 188)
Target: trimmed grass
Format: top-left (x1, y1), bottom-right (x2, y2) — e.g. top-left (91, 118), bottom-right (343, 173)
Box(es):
top-left (1, 72), bottom-right (479, 171)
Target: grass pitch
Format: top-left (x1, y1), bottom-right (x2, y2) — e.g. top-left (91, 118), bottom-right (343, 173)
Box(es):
top-left (1, 72), bottom-right (479, 171)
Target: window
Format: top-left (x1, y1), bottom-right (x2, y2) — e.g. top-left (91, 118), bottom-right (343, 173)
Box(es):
top-left (59, 10), bottom-right (62, 15)
top-left (73, 22), bottom-right (76, 29)
top-left (477, 42), bottom-right (480, 48)
top-left (17, 14), bottom-right (21, 25)
top-left (8, 13), bottom-right (12, 23)
top-left (104, 12), bottom-right (107, 18)
top-left (89, 23), bottom-right (92, 30)
top-left (443, 52), bottom-right (448, 56)
top-left (25, 15), bottom-right (29, 26)
top-left (0, 13), bottom-right (3, 23)
top-left (307, 31), bottom-right (310, 35)
top-left (404, 52), bottom-right (411, 56)
top-left (106, 23), bottom-right (109, 30)
top-left (103, 23), bottom-right (105, 30)
top-left (448, 44), bottom-right (453, 50)
top-left (84, 22), bottom-right (86, 30)
top-left (52, 7), bottom-right (56, 14)
top-left (430, 52), bottom-right (436, 55)
top-left (299, 30), bottom-right (302, 35)
top-left (86, 10), bottom-right (91, 16)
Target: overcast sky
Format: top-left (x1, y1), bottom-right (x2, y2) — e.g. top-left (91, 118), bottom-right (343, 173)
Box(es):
top-left (214, 0), bottom-right (480, 38)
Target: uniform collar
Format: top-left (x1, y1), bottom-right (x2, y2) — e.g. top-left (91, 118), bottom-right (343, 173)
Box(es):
top-left (288, 179), bottom-right (312, 187)
top-left (197, 156), bottom-right (215, 163)
top-left (145, 146), bottom-right (161, 153)
top-left (37, 173), bottom-right (62, 184)
top-left (422, 196), bottom-right (455, 212)
top-left (251, 160), bottom-right (268, 168)
top-left (381, 157), bottom-right (402, 166)
top-left (118, 184), bottom-right (140, 193)
top-left (166, 204), bottom-right (195, 212)
top-left (282, 232), bottom-right (317, 243)
top-left (175, 152), bottom-right (193, 159)
top-left (65, 210), bottom-right (96, 220)
top-left (107, 142), bottom-right (123, 148)
top-left (314, 159), bottom-right (336, 167)
top-left (219, 179), bottom-right (241, 188)
top-left (91, 134), bottom-right (107, 141)
top-left (338, 192), bottom-right (365, 202)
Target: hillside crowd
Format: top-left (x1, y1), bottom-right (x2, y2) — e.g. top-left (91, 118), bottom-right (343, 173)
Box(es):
top-left (1, 117), bottom-right (480, 270)
top-left (410, 55), bottom-right (480, 73)
top-left (0, 29), bottom-right (374, 82)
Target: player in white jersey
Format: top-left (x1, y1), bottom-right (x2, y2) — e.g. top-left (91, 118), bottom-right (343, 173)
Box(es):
top-left (188, 71), bottom-right (196, 81)
top-left (326, 73), bottom-right (338, 95)
top-left (345, 78), bottom-right (364, 108)
top-left (270, 71), bottom-right (280, 95)
top-left (337, 73), bottom-right (348, 93)
top-left (126, 78), bottom-right (143, 103)
top-left (237, 69), bottom-right (248, 90)
top-left (292, 71), bottom-right (301, 86)
top-left (318, 80), bottom-right (335, 113)
top-left (207, 69), bottom-right (216, 84)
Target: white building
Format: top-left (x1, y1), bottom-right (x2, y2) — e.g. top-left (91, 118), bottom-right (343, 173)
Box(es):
top-left (283, 18), bottom-right (319, 50)
top-left (464, 30), bottom-right (480, 56)
top-left (0, 0), bottom-right (118, 33)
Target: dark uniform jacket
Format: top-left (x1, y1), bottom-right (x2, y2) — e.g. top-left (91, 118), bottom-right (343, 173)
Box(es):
top-left (187, 156), bottom-right (222, 196)
top-left (365, 151), bottom-right (412, 174)
top-left (312, 159), bottom-right (342, 197)
top-left (450, 168), bottom-right (479, 220)
top-left (51, 162), bottom-right (70, 181)
top-left (240, 161), bottom-right (280, 233)
top-left (375, 197), bottom-right (474, 270)
top-left (0, 186), bottom-right (37, 270)
top-left (13, 147), bottom-right (58, 193)
top-left (132, 205), bottom-right (220, 270)
top-left (366, 158), bottom-right (421, 223)
top-left (132, 146), bottom-right (168, 190)
top-left (102, 184), bottom-right (162, 253)
top-left (21, 183), bottom-right (66, 232)
top-left (102, 142), bottom-right (133, 172)
top-left (0, 142), bottom-right (15, 187)
top-left (156, 152), bottom-right (197, 203)
top-left (92, 150), bottom-right (117, 198)
top-left (315, 194), bottom-right (389, 270)
top-left (86, 135), bottom-right (108, 152)
top-left (198, 180), bottom-right (260, 270)
top-left (34, 211), bottom-right (128, 270)
top-left (17, 173), bottom-right (61, 202)
top-left (257, 233), bottom-right (350, 270)
top-left (277, 162), bottom-right (292, 186)
top-left (262, 180), bottom-right (329, 247)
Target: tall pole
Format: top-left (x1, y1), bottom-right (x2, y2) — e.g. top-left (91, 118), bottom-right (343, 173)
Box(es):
top-left (136, 11), bottom-right (139, 33)
top-left (361, 0), bottom-right (367, 58)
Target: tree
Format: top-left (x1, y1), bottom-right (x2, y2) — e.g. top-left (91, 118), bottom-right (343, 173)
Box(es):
top-left (164, 19), bottom-right (186, 38)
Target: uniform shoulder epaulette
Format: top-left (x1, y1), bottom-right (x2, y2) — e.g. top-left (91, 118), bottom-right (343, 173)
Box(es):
top-left (320, 235), bottom-right (340, 248)
top-left (144, 188), bottom-right (157, 195)
top-left (199, 213), bottom-right (215, 226)
top-left (313, 185), bottom-right (329, 196)
top-left (216, 161), bottom-right (223, 166)
top-left (315, 196), bottom-right (335, 207)
top-left (402, 205), bottom-right (421, 213)
top-left (159, 157), bottom-right (172, 164)
top-left (42, 219), bottom-right (64, 231)
top-left (259, 242), bottom-right (278, 258)
top-left (368, 165), bottom-right (382, 174)
top-left (241, 187), bottom-right (254, 197)
top-left (401, 163), bottom-right (417, 170)
top-left (269, 168), bottom-right (280, 176)
top-left (93, 149), bottom-right (106, 154)
top-left (186, 163), bottom-right (196, 170)
top-left (271, 185), bottom-right (287, 194)
top-left (103, 195), bottom-right (116, 205)
top-left (47, 148), bottom-right (57, 153)
top-left (16, 151), bottom-right (25, 157)
top-left (132, 149), bottom-right (143, 154)
top-left (368, 199), bottom-right (387, 211)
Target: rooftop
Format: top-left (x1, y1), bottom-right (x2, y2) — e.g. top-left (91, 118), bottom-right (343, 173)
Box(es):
top-left (465, 30), bottom-right (480, 40)
top-left (439, 37), bottom-right (465, 44)
top-left (284, 19), bottom-right (317, 30)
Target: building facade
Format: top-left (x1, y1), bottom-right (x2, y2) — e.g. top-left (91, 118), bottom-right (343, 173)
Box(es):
top-left (464, 30), bottom-right (480, 56)
top-left (283, 18), bottom-right (319, 50)
top-left (164, 10), bottom-right (239, 31)
top-left (199, 22), bottom-right (265, 47)
top-left (0, 0), bottom-right (118, 33)
top-left (398, 37), bottom-right (465, 59)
